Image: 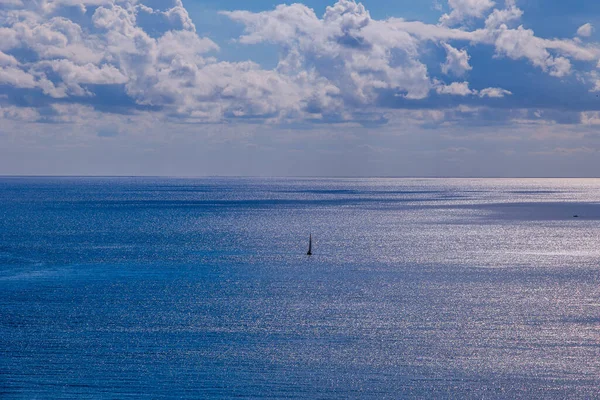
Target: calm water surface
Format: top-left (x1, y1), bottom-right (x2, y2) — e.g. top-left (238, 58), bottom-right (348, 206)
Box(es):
top-left (2, 177), bottom-right (600, 398)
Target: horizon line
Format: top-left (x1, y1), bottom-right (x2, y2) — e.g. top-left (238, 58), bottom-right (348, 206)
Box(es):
top-left (2, 175), bottom-right (600, 179)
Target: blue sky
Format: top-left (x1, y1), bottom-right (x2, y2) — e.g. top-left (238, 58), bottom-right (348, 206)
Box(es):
top-left (2, 0), bottom-right (600, 176)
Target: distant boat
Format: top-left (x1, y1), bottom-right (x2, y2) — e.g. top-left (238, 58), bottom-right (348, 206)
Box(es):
top-left (307, 234), bottom-right (312, 256)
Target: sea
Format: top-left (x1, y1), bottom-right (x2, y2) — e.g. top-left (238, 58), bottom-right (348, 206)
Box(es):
top-left (2, 177), bottom-right (600, 398)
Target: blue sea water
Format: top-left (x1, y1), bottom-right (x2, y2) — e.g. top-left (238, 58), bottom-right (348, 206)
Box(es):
top-left (2, 177), bottom-right (600, 398)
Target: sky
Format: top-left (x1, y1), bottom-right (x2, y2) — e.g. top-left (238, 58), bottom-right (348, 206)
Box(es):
top-left (2, 0), bottom-right (600, 176)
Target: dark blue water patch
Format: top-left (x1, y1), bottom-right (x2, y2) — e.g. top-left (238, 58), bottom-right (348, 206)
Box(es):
top-left (464, 202), bottom-right (600, 221)
top-left (560, 316), bottom-right (600, 325)
top-left (43, 197), bottom-right (465, 211)
top-left (508, 190), bottom-right (565, 194)
top-left (281, 189), bottom-right (451, 195)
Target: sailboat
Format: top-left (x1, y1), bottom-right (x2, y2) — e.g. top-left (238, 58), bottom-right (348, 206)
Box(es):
top-left (307, 234), bottom-right (312, 256)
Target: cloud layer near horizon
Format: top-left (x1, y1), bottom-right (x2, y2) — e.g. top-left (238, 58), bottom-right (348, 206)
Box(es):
top-left (1, 0), bottom-right (599, 126)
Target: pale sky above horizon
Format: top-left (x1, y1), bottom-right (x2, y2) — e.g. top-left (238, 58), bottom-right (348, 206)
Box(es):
top-left (2, 0), bottom-right (600, 176)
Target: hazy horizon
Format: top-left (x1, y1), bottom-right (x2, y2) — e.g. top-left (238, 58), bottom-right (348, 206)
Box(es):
top-left (4, 175), bottom-right (600, 179)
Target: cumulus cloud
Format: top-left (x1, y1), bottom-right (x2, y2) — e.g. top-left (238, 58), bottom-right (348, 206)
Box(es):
top-left (441, 43), bottom-right (471, 76)
top-left (493, 26), bottom-right (573, 77)
top-left (439, 0), bottom-right (495, 27)
top-left (434, 81), bottom-right (512, 97)
top-left (0, 105), bottom-right (40, 121)
top-left (0, 0), bottom-right (598, 127)
top-left (581, 111), bottom-right (600, 125)
top-left (484, 0), bottom-right (522, 29)
top-left (479, 87), bottom-right (512, 98)
top-left (577, 23), bottom-right (594, 38)
top-left (224, 0), bottom-right (431, 103)
top-left (0, 67), bottom-right (37, 89)
top-left (0, 52), bottom-right (18, 68)
top-left (436, 81), bottom-right (475, 96)
top-left (393, 1), bottom-right (596, 78)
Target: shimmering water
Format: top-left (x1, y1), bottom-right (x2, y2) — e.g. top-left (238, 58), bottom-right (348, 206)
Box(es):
top-left (2, 177), bottom-right (600, 398)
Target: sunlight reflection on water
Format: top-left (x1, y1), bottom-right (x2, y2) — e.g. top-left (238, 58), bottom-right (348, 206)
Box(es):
top-left (2, 178), bottom-right (600, 398)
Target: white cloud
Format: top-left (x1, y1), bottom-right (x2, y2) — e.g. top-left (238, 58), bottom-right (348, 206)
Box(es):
top-left (48, 103), bottom-right (98, 123)
top-left (0, 51), bottom-right (18, 67)
top-left (35, 59), bottom-right (129, 96)
top-left (577, 23), bottom-right (594, 38)
top-left (441, 43), bottom-right (471, 76)
top-left (434, 81), bottom-right (511, 97)
top-left (0, 0), bottom-right (599, 126)
top-left (479, 87), bottom-right (512, 98)
top-left (493, 26), bottom-right (573, 77)
top-left (589, 79), bottom-right (600, 92)
top-left (439, 0), bottom-right (495, 27)
top-left (0, 105), bottom-right (40, 121)
top-left (547, 56), bottom-right (571, 77)
top-left (581, 111), bottom-right (600, 125)
top-left (485, 0), bottom-right (522, 29)
top-left (224, 0), bottom-right (432, 103)
top-left (0, 27), bottom-right (20, 51)
top-left (0, 67), bottom-right (37, 89)
top-left (388, 0), bottom-right (598, 79)
top-left (436, 81), bottom-right (475, 96)
top-left (0, 0), bottom-right (24, 7)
